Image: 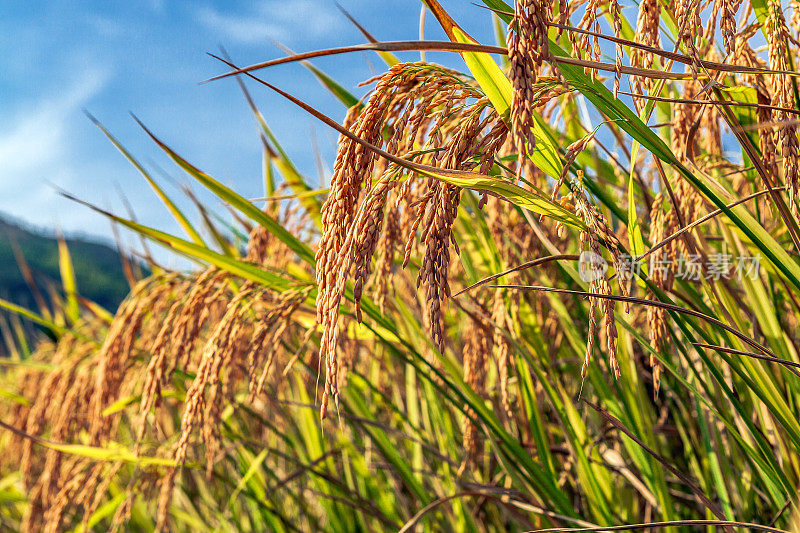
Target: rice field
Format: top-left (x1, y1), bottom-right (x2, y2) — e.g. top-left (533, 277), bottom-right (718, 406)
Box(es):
top-left (1, 0), bottom-right (800, 531)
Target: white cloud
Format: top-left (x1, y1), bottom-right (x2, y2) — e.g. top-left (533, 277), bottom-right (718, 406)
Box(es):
top-left (256, 0), bottom-right (342, 39)
top-left (0, 69), bottom-right (109, 220)
top-left (197, 6), bottom-right (288, 44)
top-left (85, 15), bottom-right (128, 38)
top-left (197, 1), bottom-right (341, 45)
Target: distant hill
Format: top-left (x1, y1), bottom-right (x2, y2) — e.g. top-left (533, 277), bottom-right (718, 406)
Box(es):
top-left (0, 215), bottom-right (133, 314)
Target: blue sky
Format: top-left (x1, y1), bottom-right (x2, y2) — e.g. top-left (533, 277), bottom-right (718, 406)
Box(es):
top-left (1, 0), bottom-right (499, 267)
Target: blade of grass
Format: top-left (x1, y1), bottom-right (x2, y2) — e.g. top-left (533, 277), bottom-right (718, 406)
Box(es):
top-left (59, 191), bottom-right (300, 292)
top-left (0, 418), bottom-right (177, 467)
top-left (132, 115), bottom-right (317, 266)
top-left (582, 400), bottom-right (731, 527)
top-left (335, 2), bottom-right (400, 66)
top-left (221, 56), bottom-right (323, 226)
top-left (56, 233), bottom-right (80, 324)
top-left (86, 112), bottom-right (205, 246)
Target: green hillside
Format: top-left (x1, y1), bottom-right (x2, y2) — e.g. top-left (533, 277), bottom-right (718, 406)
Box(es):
top-left (0, 215), bottom-right (132, 313)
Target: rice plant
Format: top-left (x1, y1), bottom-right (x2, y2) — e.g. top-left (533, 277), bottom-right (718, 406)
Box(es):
top-left (1, 0), bottom-right (800, 531)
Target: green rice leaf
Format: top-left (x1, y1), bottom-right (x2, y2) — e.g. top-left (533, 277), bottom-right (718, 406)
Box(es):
top-left (134, 117), bottom-right (317, 266)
